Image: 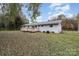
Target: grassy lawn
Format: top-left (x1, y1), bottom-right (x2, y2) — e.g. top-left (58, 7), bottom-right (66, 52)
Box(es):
top-left (0, 31), bottom-right (79, 56)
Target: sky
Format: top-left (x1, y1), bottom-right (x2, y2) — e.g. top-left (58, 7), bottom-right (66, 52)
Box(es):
top-left (22, 3), bottom-right (79, 22)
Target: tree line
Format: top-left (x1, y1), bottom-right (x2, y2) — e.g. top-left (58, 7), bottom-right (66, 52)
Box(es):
top-left (49, 14), bottom-right (79, 31)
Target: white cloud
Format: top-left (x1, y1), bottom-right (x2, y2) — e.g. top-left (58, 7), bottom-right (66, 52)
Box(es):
top-left (48, 12), bottom-right (73, 20)
top-left (48, 12), bottom-right (52, 15)
top-left (48, 15), bottom-right (53, 20)
top-left (50, 3), bottom-right (63, 8)
top-left (48, 3), bottom-right (71, 20)
top-left (36, 16), bottom-right (46, 22)
top-left (62, 4), bottom-right (70, 11)
top-left (48, 11), bottom-right (65, 20)
top-left (55, 7), bottom-right (61, 11)
top-left (36, 16), bottom-right (42, 19)
top-left (55, 4), bottom-right (70, 12)
top-left (49, 3), bottom-right (70, 13)
top-left (67, 13), bottom-right (73, 18)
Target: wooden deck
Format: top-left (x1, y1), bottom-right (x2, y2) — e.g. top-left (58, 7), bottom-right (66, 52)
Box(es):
top-left (21, 27), bottom-right (39, 32)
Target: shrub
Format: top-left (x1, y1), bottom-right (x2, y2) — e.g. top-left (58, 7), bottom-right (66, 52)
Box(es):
top-left (43, 31), bottom-right (45, 33)
top-left (52, 31), bottom-right (54, 33)
top-left (46, 31), bottom-right (50, 33)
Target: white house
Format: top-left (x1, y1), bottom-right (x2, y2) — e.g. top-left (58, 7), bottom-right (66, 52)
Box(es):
top-left (20, 20), bottom-right (62, 33)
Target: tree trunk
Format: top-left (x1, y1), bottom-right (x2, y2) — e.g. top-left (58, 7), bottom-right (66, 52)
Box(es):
top-left (78, 24), bottom-right (79, 31)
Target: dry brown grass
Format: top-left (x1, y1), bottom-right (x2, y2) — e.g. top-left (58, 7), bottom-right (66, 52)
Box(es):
top-left (0, 31), bottom-right (79, 56)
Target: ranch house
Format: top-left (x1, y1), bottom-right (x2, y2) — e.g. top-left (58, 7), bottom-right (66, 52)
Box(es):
top-left (21, 20), bottom-right (62, 33)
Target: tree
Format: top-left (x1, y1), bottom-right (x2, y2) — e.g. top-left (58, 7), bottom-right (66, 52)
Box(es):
top-left (8, 4), bottom-right (21, 21)
top-left (8, 3), bottom-right (29, 30)
top-left (0, 3), bottom-right (9, 29)
top-left (75, 13), bottom-right (79, 31)
top-left (15, 15), bottom-right (24, 29)
top-left (57, 14), bottom-right (67, 20)
top-left (8, 3), bottom-right (22, 29)
top-left (0, 3), bottom-right (28, 30)
top-left (57, 14), bottom-right (76, 30)
top-left (27, 3), bottom-right (41, 23)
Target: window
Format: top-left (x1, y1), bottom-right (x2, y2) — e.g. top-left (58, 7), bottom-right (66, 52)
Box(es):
top-left (32, 26), bottom-right (34, 28)
top-left (28, 26), bottom-right (29, 28)
top-left (35, 25), bottom-right (37, 27)
top-left (38, 25), bottom-right (40, 27)
top-left (41, 25), bottom-right (44, 27)
top-left (54, 23), bottom-right (58, 25)
top-left (23, 26), bottom-right (26, 27)
top-left (50, 24), bottom-right (53, 27)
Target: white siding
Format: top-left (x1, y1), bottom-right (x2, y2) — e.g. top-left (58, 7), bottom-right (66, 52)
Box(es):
top-left (21, 20), bottom-right (62, 33)
top-left (38, 23), bottom-right (62, 33)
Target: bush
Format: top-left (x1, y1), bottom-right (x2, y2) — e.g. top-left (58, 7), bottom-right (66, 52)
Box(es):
top-left (60, 31), bottom-right (64, 34)
top-left (46, 31), bottom-right (50, 33)
top-left (52, 31), bottom-right (54, 33)
top-left (43, 31), bottom-right (45, 33)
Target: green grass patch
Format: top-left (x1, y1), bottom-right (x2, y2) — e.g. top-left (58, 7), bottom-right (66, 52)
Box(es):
top-left (0, 31), bottom-right (79, 56)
